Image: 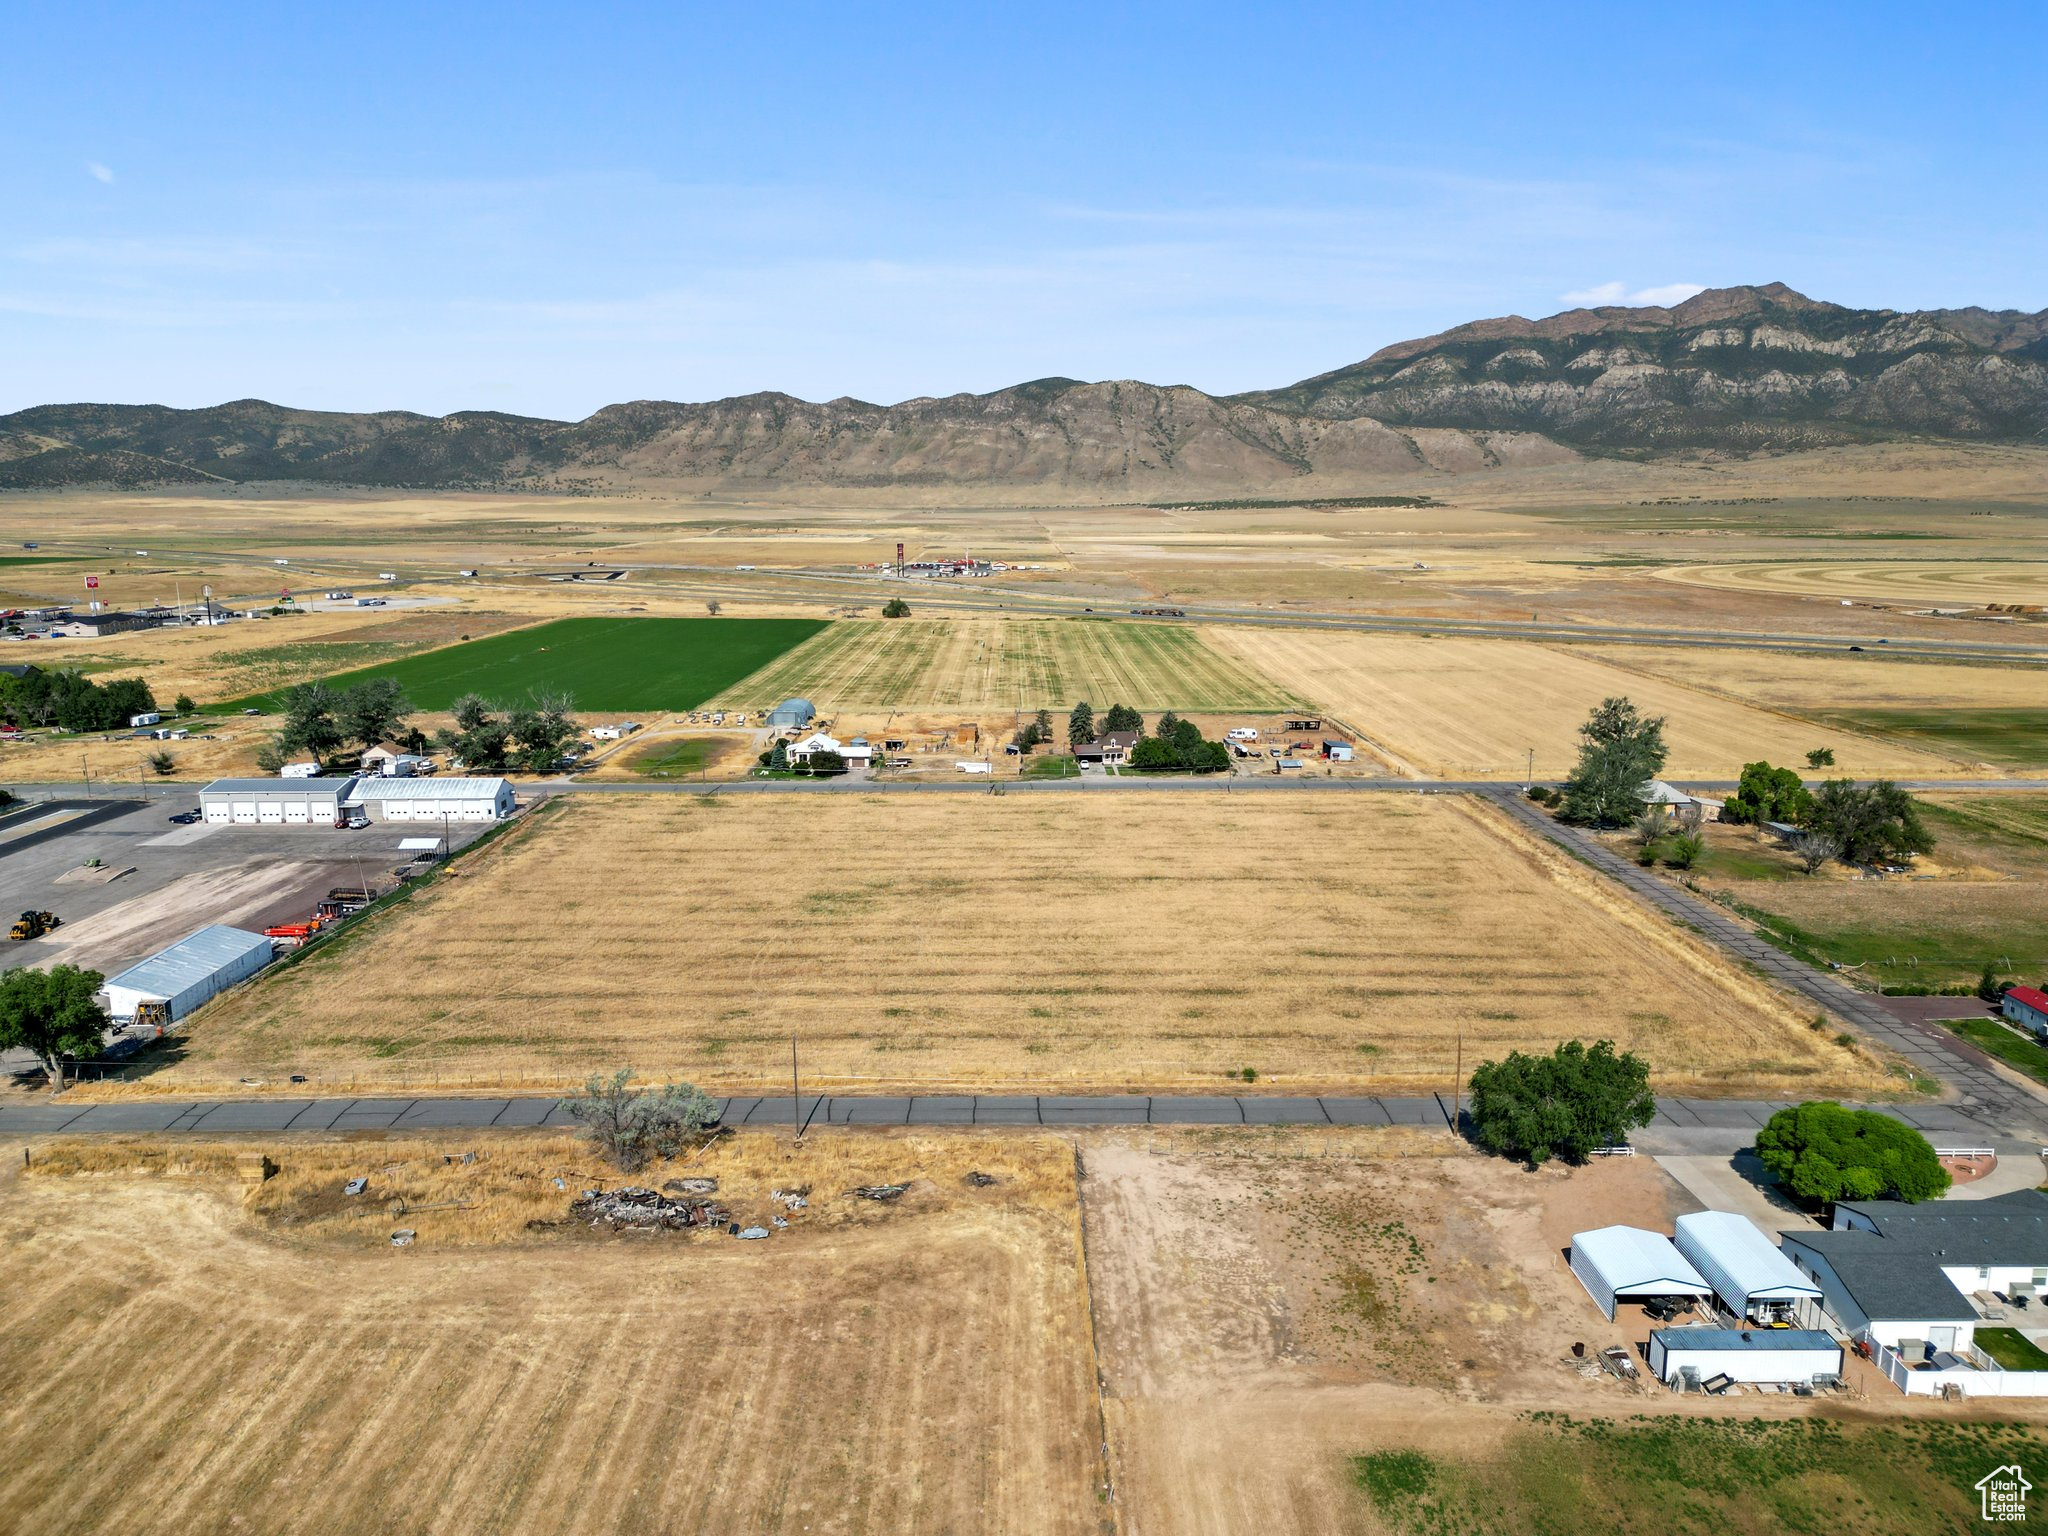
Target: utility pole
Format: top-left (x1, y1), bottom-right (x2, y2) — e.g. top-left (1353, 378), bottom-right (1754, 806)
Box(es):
top-left (1451, 1031), bottom-right (1463, 1138)
top-left (790, 1034), bottom-right (802, 1142)
top-left (1525, 748), bottom-right (1534, 790)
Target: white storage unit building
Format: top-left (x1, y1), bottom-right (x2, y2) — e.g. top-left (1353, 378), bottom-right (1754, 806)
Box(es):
top-left (200, 776), bottom-right (358, 825)
top-left (346, 776), bottom-right (515, 822)
top-left (1674, 1211), bottom-right (1824, 1324)
top-left (1648, 1327), bottom-right (1843, 1387)
top-left (101, 925), bottom-right (275, 1022)
top-left (1569, 1226), bottom-right (1715, 1321)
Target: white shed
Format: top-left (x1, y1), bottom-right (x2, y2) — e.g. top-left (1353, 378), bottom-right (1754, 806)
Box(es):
top-left (346, 776), bottom-right (515, 822)
top-left (1569, 1226), bottom-right (1715, 1321)
top-left (1674, 1211), bottom-right (1823, 1322)
top-left (101, 925), bottom-right (275, 1022)
top-left (1648, 1327), bottom-right (1842, 1386)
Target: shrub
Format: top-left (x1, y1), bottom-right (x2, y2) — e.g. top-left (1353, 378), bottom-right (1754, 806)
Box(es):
top-left (1664, 832), bottom-right (1704, 869)
top-left (1755, 1101), bottom-right (1951, 1203)
top-left (881, 597), bottom-right (911, 618)
top-left (1979, 963), bottom-right (2011, 1005)
top-left (173, 693), bottom-right (196, 715)
top-left (563, 1069), bottom-right (717, 1171)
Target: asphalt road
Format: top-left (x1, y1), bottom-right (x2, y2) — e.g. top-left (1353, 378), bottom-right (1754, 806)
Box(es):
top-left (1485, 788), bottom-right (2048, 1139)
top-left (0, 1090), bottom-right (2019, 1147)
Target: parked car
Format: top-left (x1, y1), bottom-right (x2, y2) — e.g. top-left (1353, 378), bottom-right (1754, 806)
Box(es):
top-left (167, 809), bottom-right (202, 825)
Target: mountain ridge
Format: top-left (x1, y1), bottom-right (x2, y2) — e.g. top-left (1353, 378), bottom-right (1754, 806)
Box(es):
top-left (4, 285), bottom-right (2042, 491)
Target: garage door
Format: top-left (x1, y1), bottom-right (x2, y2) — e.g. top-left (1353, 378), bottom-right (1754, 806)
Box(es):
top-left (204, 803), bottom-right (231, 824)
top-left (283, 802), bottom-right (310, 823)
top-left (231, 801), bottom-right (258, 824)
top-left (257, 802), bottom-right (285, 823)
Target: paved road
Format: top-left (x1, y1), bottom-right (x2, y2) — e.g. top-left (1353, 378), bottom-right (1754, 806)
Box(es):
top-left (1485, 788), bottom-right (2048, 1139)
top-left (0, 1091), bottom-right (2020, 1142)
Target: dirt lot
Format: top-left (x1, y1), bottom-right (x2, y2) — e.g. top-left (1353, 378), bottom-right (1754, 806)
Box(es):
top-left (1210, 629), bottom-right (1967, 779)
top-left (1081, 1135), bottom-right (2047, 1535)
top-left (119, 791), bottom-right (1882, 1099)
top-left (0, 1131), bottom-right (1102, 1536)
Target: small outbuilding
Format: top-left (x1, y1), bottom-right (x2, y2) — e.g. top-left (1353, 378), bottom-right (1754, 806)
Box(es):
top-left (2003, 984), bottom-right (2048, 1037)
top-left (1674, 1211), bottom-right (1824, 1325)
top-left (1648, 1327), bottom-right (1843, 1387)
top-left (766, 698), bottom-right (817, 731)
top-left (101, 924), bottom-right (275, 1022)
top-left (1569, 1225), bottom-right (1715, 1321)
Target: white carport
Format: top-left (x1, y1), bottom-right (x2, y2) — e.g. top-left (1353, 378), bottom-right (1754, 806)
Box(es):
top-left (1569, 1225), bottom-right (1714, 1321)
top-left (1674, 1211), bottom-right (1824, 1323)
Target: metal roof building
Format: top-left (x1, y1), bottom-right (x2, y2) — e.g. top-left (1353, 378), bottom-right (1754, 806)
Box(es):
top-left (1569, 1225), bottom-right (1714, 1320)
top-left (766, 698), bottom-right (816, 731)
top-left (201, 776), bottom-right (358, 825)
top-left (344, 776), bottom-right (515, 821)
top-left (101, 925), bottom-right (275, 1022)
top-left (1647, 1327), bottom-right (1843, 1386)
top-left (1674, 1211), bottom-right (1823, 1322)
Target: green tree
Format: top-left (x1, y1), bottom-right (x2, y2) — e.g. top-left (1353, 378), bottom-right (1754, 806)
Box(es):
top-left (277, 681), bottom-right (344, 765)
top-left (1558, 697), bottom-right (1667, 827)
top-left (1101, 703), bottom-right (1143, 734)
top-left (808, 749), bottom-right (847, 774)
top-left (338, 677), bottom-right (411, 749)
top-left (1805, 747), bottom-right (1835, 769)
top-left (437, 694), bottom-right (512, 773)
top-left (0, 964), bottom-right (109, 1089)
top-left (1755, 1101), bottom-right (1951, 1203)
top-left (1665, 831), bottom-right (1704, 869)
top-left (1807, 779), bottom-right (1934, 865)
top-left (172, 693), bottom-right (196, 715)
top-left (1127, 736), bottom-right (1180, 771)
top-left (1154, 710), bottom-right (1180, 740)
top-left (1979, 963), bottom-right (2010, 1005)
top-left (1067, 701), bottom-right (1096, 749)
top-left (1168, 717), bottom-right (1203, 759)
top-left (1724, 761), bottom-right (1813, 827)
top-left (767, 739), bottom-right (789, 772)
top-left (1467, 1039), bottom-right (1655, 1167)
top-left (882, 597), bottom-right (911, 618)
top-left (1034, 708), bottom-right (1053, 742)
top-left (146, 749), bottom-right (176, 777)
top-left (507, 691), bottom-right (578, 773)
top-left (563, 1068), bottom-right (718, 1171)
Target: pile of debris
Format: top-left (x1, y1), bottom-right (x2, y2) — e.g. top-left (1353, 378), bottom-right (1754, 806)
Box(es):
top-left (571, 1185), bottom-right (728, 1230)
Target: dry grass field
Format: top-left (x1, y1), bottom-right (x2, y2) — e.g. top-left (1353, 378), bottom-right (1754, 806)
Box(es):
top-left (1655, 558), bottom-right (2048, 607)
top-left (1211, 629), bottom-right (1969, 778)
top-left (1617, 645), bottom-right (2048, 714)
top-left (715, 617), bottom-right (1301, 712)
top-left (132, 792), bottom-right (1882, 1099)
top-left (0, 1131), bottom-right (1102, 1536)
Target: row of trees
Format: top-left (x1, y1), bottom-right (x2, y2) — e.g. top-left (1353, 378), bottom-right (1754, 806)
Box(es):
top-left (257, 678), bottom-right (578, 775)
top-left (1468, 1038), bottom-right (1950, 1203)
top-left (0, 669), bottom-right (159, 733)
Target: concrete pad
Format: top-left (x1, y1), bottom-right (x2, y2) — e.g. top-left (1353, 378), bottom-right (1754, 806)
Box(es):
top-left (906, 1096), bottom-right (976, 1124)
top-left (491, 1099), bottom-right (560, 1127)
top-left (833, 1097), bottom-right (912, 1125)
top-left (1320, 1098), bottom-right (1392, 1125)
top-left (1242, 1098), bottom-right (1329, 1124)
top-left (1653, 1153), bottom-right (1821, 1230)
top-left (189, 1101), bottom-right (313, 1131)
top-left (1149, 1098), bottom-right (1243, 1124)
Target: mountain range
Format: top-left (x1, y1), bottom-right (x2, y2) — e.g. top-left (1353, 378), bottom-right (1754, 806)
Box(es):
top-left (3, 284), bottom-right (2042, 494)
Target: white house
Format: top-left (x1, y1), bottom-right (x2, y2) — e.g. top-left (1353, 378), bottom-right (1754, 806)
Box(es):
top-left (787, 731), bottom-right (868, 766)
top-left (1780, 1191), bottom-right (2048, 1359)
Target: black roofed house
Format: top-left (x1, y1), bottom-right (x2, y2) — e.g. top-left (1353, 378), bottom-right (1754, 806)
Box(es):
top-left (1072, 730), bottom-right (1139, 766)
top-left (1779, 1190), bottom-right (2048, 1391)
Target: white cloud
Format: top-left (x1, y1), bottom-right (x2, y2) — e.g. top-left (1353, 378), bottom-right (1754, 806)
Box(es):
top-left (85, 161), bottom-right (115, 184)
top-left (1560, 280), bottom-right (1706, 308)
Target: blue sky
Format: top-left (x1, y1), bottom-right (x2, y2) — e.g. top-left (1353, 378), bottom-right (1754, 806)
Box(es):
top-left (2, 2), bottom-right (2040, 418)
